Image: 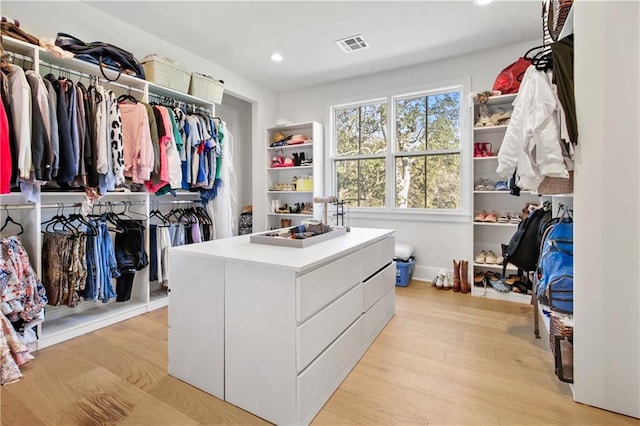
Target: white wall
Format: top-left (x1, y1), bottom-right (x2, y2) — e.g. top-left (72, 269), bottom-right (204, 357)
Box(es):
top-left (573, 1), bottom-right (640, 418)
top-left (276, 40), bottom-right (535, 279)
top-left (2, 0), bottom-right (276, 230)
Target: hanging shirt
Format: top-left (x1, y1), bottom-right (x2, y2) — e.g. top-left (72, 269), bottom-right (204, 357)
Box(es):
top-left (25, 71), bottom-right (52, 181)
top-left (108, 91), bottom-right (124, 186)
top-left (1, 72), bottom-right (19, 187)
top-left (157, 106), bottom-right (182, 189)
top-left (44, 74), bottom-right (74, 185)
top-left (0, 100), bottom-right (11, 193)
top-left (118, 102), bottom-right (153, 184)
top-left (4, 64), bottom-right (31, 180)
top-left (42, 78), bottom-right (60, 178)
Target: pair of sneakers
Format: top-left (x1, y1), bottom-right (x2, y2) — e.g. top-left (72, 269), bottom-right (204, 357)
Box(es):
top-left (432, 269), bottom-right (452, 290)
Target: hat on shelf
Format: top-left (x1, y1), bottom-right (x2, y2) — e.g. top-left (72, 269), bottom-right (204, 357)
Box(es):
top-left (287, 134), bottom-right (309, 145)
top-left (271, 131), bottom-right (293, 147)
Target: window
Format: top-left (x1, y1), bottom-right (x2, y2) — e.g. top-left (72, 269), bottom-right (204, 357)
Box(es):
top-left (332, 87), bottom-right (463, 213)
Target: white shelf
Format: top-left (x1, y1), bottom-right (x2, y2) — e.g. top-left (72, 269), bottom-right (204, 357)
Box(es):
top-left (473, 124), bottom-right (509, 133)
top-left (473, 222), bottom-right (517, 227)
top-left (474, 190), bottom-right (533, 194)
top-left (473, 156), bottom-right (499, 161)
top-left (39, 301), bottom-right (148, 349)
top-left (471, 286), bottom-right (531, 304)
top-left (267, 143), bottom-right (314, 152)
top-left (473, 262), bottom-right (518, 271)
top-left (267, 191), bottom-right (313, 194)
top-left (267, 213), bottom-right (313, 217)
top-left (267, 166), bottom-right (313, 171)
top-left (485, 93), bottom-right (517, 105)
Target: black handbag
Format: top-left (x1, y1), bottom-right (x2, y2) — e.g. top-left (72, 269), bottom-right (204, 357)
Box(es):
top-left (55, 32), bottom-right (145, 81)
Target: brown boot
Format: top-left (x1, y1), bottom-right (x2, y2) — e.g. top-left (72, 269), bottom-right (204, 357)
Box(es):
top-left (452, 260), bottom-right (461, 292)
top-left (460, 261), bottom-right (471, 294)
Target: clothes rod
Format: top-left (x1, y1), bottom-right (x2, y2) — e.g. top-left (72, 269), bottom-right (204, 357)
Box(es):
top-left (1, 204), bottom-right (36, 210)
top-left (40, 200), bottom-right (147, 209)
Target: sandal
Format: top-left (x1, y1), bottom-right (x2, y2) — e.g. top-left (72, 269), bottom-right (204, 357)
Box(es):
top-left (474, 271), bottom-right (486, 287)
top-left (509, 212), bottom-right (522, 224)
top-left (485, 271), bottom-right (509, 293)
top-left (497, 212), bottom-right (510, 223)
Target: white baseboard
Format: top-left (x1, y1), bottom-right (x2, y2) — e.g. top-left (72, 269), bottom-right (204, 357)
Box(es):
top-left (413, 265), bottom-right (440, 283)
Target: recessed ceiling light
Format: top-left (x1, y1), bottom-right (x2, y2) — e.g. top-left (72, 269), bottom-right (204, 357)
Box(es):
top-left (270, 53), bottom-right (283, 62)
top-left (474, 0), bottom-right (495, 5)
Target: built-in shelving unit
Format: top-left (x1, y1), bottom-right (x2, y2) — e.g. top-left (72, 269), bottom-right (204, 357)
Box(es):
top-left (265, 122), bottom-right (323, 230)
top-left (1, 36), bottom-right (215, 350)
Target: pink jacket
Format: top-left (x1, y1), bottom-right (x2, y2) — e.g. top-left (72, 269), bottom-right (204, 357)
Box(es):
top-left (118, 102), bottom-right (154, 184)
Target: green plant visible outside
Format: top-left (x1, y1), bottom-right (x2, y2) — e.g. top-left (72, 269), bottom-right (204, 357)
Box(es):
top-left (335, 91), bottom-right (461, 209)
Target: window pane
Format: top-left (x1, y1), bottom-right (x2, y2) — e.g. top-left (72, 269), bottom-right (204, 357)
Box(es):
top-left (395, 156), bottom-right (426, 208)
top-left (360, 104), bottom-right (387, 154)
top-left (358, 158), bottom-right (385, 207)
top-left (396, 97), bottom-right (426, 152)
top-left (336, 158), bottom-right (385, 207)
top-left (427, 92), bottom-right (460, 151)
top-left (395, 154), bottom-right (460, 209)
top-left (336, 160), bottom-right (359, 204)
top-left (335, 107), bottom-right (359, 156)
top-left (426, 154), bottom-right (460, 209)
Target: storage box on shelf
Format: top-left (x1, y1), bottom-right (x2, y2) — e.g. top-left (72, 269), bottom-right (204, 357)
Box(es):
top-left (472, 93), bottom-right (539, 304)
top-left (189, 72), bottom-right (224, 104)
top-left (141, 54), bottom-right (191, 93)
top-left (266, 121), bottom-right (323, 230)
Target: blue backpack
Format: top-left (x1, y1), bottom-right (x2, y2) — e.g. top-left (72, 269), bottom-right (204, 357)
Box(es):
top-left (535, 217), bottom-right (573, 314)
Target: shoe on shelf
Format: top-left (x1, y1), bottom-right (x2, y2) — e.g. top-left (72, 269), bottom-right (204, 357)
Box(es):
top-left (494, 181), bottom-right (509, 191)
top-left (474, 250), bottom-right (487, 264)
top-left (509, 212), bottom-right (522, 224)
top-left (485, 250), bottom-right (497, 264)
top-left (474, 211), bottom-right (488, 222)
top-left (485, 271), bottom-right (510, 293)
top-left (484, 211), bottom-right (499, 223)
top-left (495, 254), bottom-right (504, 264)
top-left (474, 271), bottom-right (486, 287)
top-left (497, 212), bottom-right (510, 223)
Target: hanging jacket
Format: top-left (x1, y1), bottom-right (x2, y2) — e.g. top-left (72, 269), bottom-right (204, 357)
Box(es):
top-left (496, 66), bottom-right (568, 191)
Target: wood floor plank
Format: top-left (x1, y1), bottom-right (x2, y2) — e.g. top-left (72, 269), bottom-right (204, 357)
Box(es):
top-left (2, 279), bottom-right (637, 425)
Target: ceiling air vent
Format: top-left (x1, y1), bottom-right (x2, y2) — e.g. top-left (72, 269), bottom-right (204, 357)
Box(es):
top-left (335, 34), bottom-right (369, 53)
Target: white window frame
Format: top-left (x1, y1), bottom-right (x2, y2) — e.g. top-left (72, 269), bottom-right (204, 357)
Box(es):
top-left (328, 79), bottom-right (471, 223)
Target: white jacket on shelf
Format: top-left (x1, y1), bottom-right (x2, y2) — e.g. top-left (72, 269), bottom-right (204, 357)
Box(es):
top-left (496, 66), bottom-right (568, 191)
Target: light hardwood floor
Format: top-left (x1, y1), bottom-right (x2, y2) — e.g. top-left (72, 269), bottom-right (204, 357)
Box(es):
top-left (2, 281), bottom-right (638, 425)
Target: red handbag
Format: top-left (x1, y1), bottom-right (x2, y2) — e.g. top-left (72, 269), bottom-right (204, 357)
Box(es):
top-left (492, 57), bottom-right (531, 94)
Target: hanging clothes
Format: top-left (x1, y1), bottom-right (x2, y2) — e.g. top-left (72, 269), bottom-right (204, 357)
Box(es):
top-left (114, 219), bottom-right (147, 302)
top-left (118, 101), bottom-right (153, 184)
top-left (0, 310), bottom-right (33, 385)
top-left (0, 71), bottom-right (19, 188)
top-left (213, 120), bottom-right (237, 238)
top-left (0, 236), bottom-right (47, 322)
top-left (496, 66), bottom-right (569, 191)
top-left (4, 64), bottom-right (31, 180)
top-left (25, 70), bottom-right (53, 181)
top-left (0, 99), bottom-right (11, 193)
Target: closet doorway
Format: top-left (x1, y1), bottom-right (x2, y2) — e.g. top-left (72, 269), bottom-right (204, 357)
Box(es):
top-left (217, 94), bottom-right (253, 235)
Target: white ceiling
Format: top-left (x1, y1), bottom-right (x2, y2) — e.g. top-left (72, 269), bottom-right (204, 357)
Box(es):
top-left (87, 1), bottom-right (542, 93)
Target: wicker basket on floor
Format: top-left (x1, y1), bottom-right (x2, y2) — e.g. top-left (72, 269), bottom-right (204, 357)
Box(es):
top-left (549, 315), bottom-right (573, 357)
top-left (141, 55), bottom-right (191, 93)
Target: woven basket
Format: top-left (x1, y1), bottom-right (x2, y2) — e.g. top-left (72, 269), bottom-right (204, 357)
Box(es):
top-left (189, 73), bottom-right (224, 103)
top-left (141, 55), bottom-right (191, 93)
top-left (538, 171), bottom-right (574, 195)
top-left (549, 315), bottom-right (573, 358)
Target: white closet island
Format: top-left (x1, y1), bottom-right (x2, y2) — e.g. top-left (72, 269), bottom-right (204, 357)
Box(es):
top-left (168, 227), bottom-right (396, 425)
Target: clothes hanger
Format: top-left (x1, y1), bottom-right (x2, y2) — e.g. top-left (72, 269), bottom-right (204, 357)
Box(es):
top-left (1, 207), bottom-right (24, 236)
top-left (117, 88), bottom-right (138, 104)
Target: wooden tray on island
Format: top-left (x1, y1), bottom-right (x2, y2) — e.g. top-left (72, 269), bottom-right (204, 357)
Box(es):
top-left (249, 226), bottom-right (347, 248)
